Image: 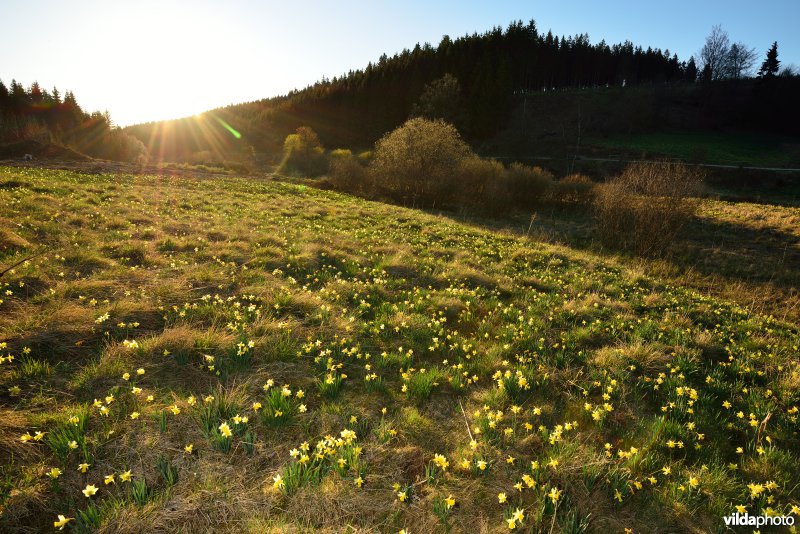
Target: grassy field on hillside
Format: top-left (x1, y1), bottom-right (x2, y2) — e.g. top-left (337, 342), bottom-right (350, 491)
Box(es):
top-left (586, 132), bottom-right (800, 168)
top-left (1, 166), bottom-right (799, 533)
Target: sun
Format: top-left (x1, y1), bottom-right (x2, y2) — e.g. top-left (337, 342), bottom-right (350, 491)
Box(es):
top-left (89, 2), bottom-right (239, 126)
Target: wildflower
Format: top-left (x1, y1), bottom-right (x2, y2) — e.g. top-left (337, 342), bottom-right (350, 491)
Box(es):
top-left (54, 515), bottom-right (74, 530)
top-left (184, 444), bottom-right (194, 454)
top-left (748, 483), bottom-right (765, 498)
top-left (83, 484), bottom-right (99, 497)
top-left (445, 494), bottom-right (455, 509)
top-left (498, 492), bottom-right (507, 503)
top-left (398, 490), bottom-right (407, 502)
top-left (219, 422), bottom-right (232, 438)
top-left (355, 476), bottom-right (364, 488)
top-left (47, 467), bottom-right (62, 479)
top-left (104, 474), bottom-right (116, 485)
top-left (273, 474), bottom-right (284, 490)
top-left (120, 470), bottom-right (132, 482)
top-left (477, 460), bottom-right (487, 471)
top-left (433, 453), bottom-right (449, 471)
top-left (68, 440), bottom-right (78, 450)
top-left (548, 487), bottom-right (562, 504)
top-left (130, 411), bottom-right (140, 420)
top-left (78, 463), bottom-right (90, 473)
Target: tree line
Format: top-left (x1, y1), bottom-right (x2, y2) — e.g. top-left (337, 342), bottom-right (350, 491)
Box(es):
top-left (127, 21), bottom-right (796, 165)
top-left (0, 79), bottom-right (145, 161)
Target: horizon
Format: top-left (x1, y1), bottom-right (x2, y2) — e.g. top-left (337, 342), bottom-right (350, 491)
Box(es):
top-left (1, 0), bottom-right (799, 127)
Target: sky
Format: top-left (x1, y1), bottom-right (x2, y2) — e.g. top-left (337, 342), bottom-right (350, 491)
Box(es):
top-left (1, 0), bottom-right (798, 127)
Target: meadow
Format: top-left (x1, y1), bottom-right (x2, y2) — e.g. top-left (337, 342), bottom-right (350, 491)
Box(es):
top-left (585, 131), bottom-right (800, 168)
top-left (0, 165), bottom-right (799, 533)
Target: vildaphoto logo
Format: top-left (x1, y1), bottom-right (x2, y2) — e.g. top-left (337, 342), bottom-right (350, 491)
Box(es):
top-left (722, 512), bottom-right (795, 527)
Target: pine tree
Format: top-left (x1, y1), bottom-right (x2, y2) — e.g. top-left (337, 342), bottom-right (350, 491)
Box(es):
top-left (685, 57), bottom-right (698, 82)
top-left (758, 42), bottom-right (780, 78)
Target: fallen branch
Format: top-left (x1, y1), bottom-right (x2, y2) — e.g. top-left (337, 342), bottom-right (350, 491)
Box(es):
top-left (458, 399), bottom-right (474, 442)
top-left (0, 248), bottom-right (48, 278)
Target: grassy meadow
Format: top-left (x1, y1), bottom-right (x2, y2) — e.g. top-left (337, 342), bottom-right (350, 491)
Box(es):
top-left (1, 165), bottom-right (799, 533)
top-left (586, 131), bottom-right (800, 168)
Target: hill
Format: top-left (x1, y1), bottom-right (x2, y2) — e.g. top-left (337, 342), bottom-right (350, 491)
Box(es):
top-left (1, 165), bottom-right (798, 532)
top-left (122, 21), bottom-right (800, 170)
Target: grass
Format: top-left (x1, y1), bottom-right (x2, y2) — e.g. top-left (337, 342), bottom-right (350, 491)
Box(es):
top-left (587, 131), bottom-right (800, 167)
top-left (0, 165), bottom-right (798, 532)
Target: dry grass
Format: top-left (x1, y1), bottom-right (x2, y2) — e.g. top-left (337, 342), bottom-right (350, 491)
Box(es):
top-left (0, 164), bottom-right (797, 533)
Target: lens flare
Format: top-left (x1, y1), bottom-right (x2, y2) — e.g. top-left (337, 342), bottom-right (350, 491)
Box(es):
top-left (215, 117), bottom-right (242, 139)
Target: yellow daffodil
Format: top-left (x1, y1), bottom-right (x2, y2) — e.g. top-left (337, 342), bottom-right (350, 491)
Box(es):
top-left (219, 422), bottom-right (232, 438)
top-left (54, 515), bottom-right (74, 530)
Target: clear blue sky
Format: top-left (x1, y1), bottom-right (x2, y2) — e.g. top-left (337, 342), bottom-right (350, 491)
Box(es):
top-left (1, 0), bottom-right (797, 126)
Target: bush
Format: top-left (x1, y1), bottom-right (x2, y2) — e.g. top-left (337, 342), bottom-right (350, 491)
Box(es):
top-left (356, 150), bottom-right (373, 164)
top-left (280, 126), bottom-right (327, 176)
top-left (329, 153), bottom-right (369, 194)
top-left (328, 148), bottom-right (353, 160)
top-left (371, 118), bottom-right (472, 207)
top-left (505, 163), bottom-right (554, 208)
top-left (456, 157), bottom-right (510, 214)
top-left (549, 174), bottom-right (596, 207)
top-left (594, 161), bottom-right (703, 255)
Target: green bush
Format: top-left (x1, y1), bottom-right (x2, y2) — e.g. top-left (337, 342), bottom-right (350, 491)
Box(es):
top-left (279, 126), bottom-right (327, 176)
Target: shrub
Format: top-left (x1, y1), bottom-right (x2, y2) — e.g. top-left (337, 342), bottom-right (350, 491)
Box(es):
top-left (505, 163), bottom-right (554, 208)
top-left (329, 148), bottom-right (352, 159)
top-left (279, 126), bottom-right (327, 176)
top-left (355, 150), bottom-right (373, 164)
top-left (329, 152), bottom-right (369, 194)
top-left (549, 173), bottom-right (596, 207)
top-left (371, 118), bottom-right (472, 207)
top-left (456, 157), bottom-right (510, 214)
top-left (594, 161), bottom-right (703, 255)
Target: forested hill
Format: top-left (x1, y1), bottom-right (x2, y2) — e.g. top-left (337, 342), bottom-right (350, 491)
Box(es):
top-left (124, 20), bottom-right (698, 163)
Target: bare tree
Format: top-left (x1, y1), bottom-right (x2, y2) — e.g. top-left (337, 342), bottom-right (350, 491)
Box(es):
top-left (725, 42), bottom-right (758, 79)
top-left (699, 25), bottom-right (730, 80)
